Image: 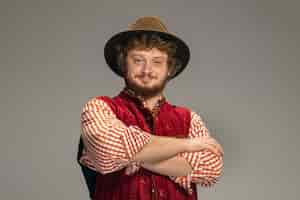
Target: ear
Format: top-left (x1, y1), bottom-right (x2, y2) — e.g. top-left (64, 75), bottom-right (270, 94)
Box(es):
top-left (166, 70), bottom-right (173, 81)
top-left (167, 66), bottom-right (176, 79)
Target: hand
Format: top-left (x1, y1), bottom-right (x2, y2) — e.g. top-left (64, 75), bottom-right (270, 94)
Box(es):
top-left (125, 162), bottom-right (141, 175)
top-left (186, 137), bottom-right (224, 156)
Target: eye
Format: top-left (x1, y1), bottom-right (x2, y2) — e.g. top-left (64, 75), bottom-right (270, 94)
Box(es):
top-left (133, 58), bottom-right (144, 64)
top-left (153, 60), bottom-right (165, 66)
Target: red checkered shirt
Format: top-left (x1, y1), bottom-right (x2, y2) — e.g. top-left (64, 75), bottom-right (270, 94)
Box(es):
top-left (80, 97), bottom-right (223, 193)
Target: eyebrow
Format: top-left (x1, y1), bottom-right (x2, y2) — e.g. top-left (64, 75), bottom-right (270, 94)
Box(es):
top-left (130, 54), bottom-right (143, 57)
top-left (152, 57), bottom-right (166, 60)
top-left (129, 53), bottom-right (167, 60)
top-left (130, 54), bottom-right (166, 59)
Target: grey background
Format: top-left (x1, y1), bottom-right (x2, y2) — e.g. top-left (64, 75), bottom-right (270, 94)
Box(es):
top-left (1, 0), bottom-right (299, 199)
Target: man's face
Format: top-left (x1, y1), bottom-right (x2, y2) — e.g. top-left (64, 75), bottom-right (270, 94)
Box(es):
top-left (124, 48), bottom-right (170, 97)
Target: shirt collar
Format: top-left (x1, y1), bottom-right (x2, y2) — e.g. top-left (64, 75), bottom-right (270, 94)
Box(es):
top-left (120, 87), bottom-right (166, 118)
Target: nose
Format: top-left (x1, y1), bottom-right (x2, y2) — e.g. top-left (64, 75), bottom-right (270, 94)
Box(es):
top-left (141, 61), bottom-right (152, 74)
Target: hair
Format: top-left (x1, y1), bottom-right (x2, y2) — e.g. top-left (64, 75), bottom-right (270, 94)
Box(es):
top-left (116, 33), bottom-right (179, 77)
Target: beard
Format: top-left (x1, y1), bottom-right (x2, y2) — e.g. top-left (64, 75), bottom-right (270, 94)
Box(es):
top-left (124, 74), bottom-right (168, 98)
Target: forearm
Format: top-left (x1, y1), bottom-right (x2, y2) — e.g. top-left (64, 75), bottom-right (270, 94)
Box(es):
top-left (141, 156), bottom-right (192, 177)
top-left (81, 98), bottom-right (197, 173)
top-left (132, 135), bottom-right (189, 164)
top-left (80, 98), bottom-right (220, 175)
top-left (177, 150), bottom-right (223, 187)
top-left (140, 150), bottom-right (223, 180)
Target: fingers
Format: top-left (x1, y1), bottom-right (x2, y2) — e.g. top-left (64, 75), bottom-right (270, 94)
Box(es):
top-left (115, 158), bottom-right (130, 167)
top-left (125, 166), bottom-right (134, 175)
top-left (205, 144), bottom-right (221, 156)
top-left (202, 138), bottom-right (224, 156)
top-left (211, 138), bottom-right (224, 156)
top-left (125, 163), bottom-right (140, 175)
top-left (188, 137), bottom-right (224, 156)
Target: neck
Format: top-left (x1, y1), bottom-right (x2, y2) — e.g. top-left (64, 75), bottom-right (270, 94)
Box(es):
top-left (143, 94), bottom-right (164, 110)
top-left (123, 87), bottom-right (165, 111)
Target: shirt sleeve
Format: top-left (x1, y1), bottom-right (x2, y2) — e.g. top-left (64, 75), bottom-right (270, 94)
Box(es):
top-left (79, 97), bottom-right (151, 174)
top-left (171, 111), bottom-right (224, 193)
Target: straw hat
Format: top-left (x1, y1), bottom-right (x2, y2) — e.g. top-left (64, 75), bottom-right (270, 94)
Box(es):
top-left (104, 16), bottom-right (190, 79)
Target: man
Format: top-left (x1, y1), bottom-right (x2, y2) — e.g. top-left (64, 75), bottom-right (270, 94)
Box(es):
top-left (78, 16), bottom-right (224, 200)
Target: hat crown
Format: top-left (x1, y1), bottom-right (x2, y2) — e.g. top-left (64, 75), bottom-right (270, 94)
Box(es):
top-left (129, 17), bottom-right (169, 33)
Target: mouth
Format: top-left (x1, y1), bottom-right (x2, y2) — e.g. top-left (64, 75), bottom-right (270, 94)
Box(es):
top-left (136, 76), bottom-right (155, 83)
top-left (139, 79), bottom-right (152, 85)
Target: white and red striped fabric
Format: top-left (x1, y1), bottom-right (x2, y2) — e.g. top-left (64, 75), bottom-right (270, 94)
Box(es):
top-left (80, 97), bottom-right (223, 193)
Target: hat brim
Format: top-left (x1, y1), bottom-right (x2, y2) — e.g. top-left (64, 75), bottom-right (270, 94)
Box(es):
top-left (104, 30), bottom-right (190, 79)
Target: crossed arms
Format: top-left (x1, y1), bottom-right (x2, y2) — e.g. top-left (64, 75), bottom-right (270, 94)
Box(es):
top-left (80, 97), bottom-right (224, 192)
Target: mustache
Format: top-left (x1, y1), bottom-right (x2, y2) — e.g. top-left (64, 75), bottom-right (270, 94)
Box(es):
top-left (135, 74), bottom-right (157, 79)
